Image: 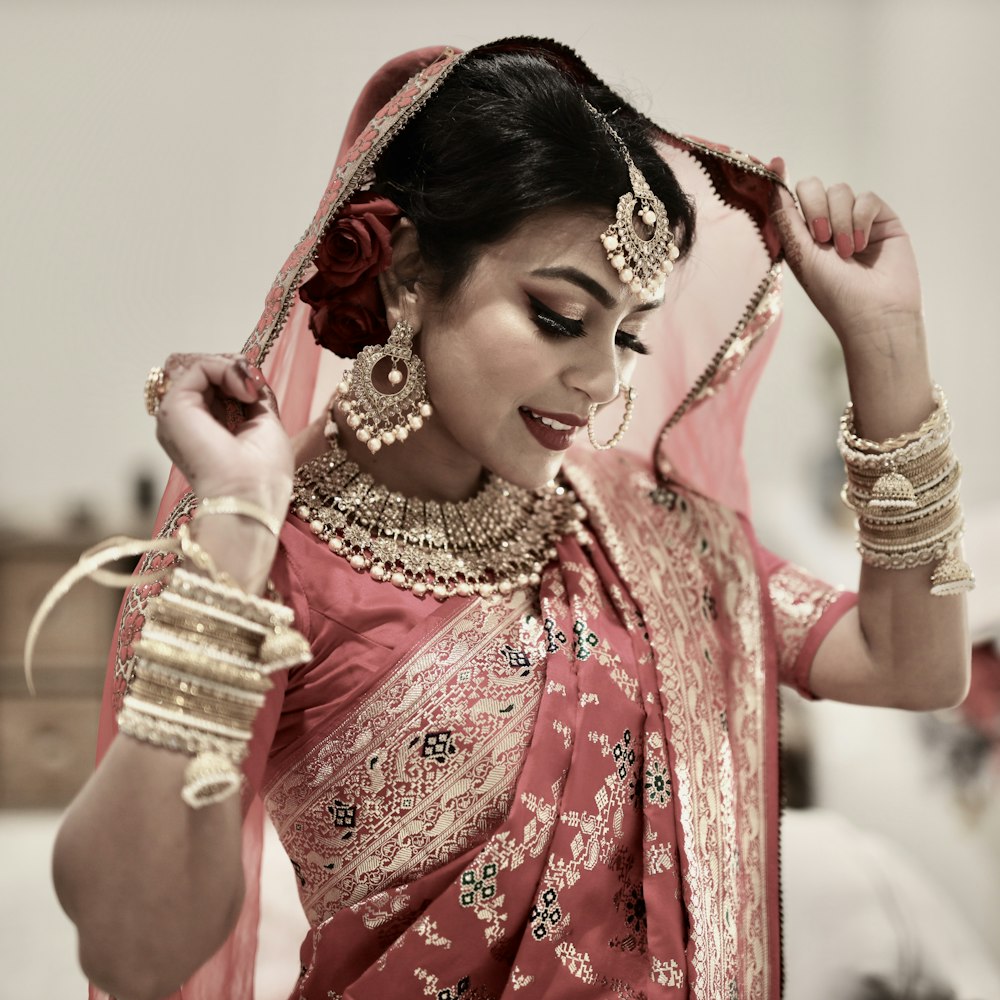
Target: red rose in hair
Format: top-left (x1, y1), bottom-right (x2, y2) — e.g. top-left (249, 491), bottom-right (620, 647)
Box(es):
top-left (310, 287), bottom-right (389, 360)
top-left (299, 192), bottom-right (401, 358)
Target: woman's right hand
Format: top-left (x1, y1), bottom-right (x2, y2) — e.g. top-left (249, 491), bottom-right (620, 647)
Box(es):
top-left (153, 354), bottom-right (294, 591)
top-left (154, 353), bottom-right (294, 516)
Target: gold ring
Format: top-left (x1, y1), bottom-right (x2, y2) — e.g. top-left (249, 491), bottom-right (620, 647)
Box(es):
top-left (144, 366), bottom-right (170, 416)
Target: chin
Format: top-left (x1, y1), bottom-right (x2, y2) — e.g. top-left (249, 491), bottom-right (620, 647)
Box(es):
top-left (490, 456), bottom-right (566, 491)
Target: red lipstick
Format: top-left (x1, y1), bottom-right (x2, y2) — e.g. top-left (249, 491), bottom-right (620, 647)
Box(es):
top-left (519, 407), bottom-right (584, 452)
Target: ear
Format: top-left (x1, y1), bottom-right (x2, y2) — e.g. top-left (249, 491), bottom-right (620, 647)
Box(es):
top-left (378, 218), bottom-right (427, 329)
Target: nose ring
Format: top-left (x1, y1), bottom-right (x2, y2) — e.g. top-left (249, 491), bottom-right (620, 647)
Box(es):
top-left (587, 384), bottom-right (636, 451)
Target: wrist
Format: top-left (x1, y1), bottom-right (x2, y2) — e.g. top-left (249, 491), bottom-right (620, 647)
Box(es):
top-left (839, 316), bottom-right (934, 442)
top-left (187, 514), bottom-right (282, 594)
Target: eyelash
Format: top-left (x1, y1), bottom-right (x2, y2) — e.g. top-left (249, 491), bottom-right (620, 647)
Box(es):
top-left (528, 296), bottom-right (650, 356)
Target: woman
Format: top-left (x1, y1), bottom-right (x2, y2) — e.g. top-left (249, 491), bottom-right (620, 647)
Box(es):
top-left (50, 38), bottom-right (971, 1000)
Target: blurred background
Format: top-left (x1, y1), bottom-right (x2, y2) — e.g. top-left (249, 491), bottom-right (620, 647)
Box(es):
top-left (1, 0), bottom-right (998, 997)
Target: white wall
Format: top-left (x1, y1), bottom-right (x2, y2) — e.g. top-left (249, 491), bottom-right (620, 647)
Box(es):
top-left (3, 0), bottom-right (997, 530)
top-left (3, 0), bottom-right (998, 964)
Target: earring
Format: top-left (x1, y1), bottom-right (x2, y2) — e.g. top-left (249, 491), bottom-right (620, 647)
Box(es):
top-left (336, 319), bottom-right (433, 453)
top-left (588, 384), bottom-right (636, 451)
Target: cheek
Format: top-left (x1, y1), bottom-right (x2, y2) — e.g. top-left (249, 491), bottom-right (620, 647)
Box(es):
top-left (424, 311), bottom-right (551, 405)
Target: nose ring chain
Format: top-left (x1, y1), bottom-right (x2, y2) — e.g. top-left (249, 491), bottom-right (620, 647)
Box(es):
top-left (588, 384), bottom-right (636, 451)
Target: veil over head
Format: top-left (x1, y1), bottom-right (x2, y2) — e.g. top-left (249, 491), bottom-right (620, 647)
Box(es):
top-left (92, 37), bottom-right (787, 999)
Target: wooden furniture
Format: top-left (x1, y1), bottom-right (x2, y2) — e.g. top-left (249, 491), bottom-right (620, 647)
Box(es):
top-left (0, 534), bottom-right (121, 808)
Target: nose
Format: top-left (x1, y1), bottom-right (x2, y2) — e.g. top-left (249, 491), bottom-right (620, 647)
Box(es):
top-left (564, 338), bottom-right (622, 407)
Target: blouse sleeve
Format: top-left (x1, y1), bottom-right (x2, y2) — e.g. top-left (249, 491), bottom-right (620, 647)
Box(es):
top-left (239, 525), bottom-right (310, 797)
top-left (762, 552), bottom-right (857, 699)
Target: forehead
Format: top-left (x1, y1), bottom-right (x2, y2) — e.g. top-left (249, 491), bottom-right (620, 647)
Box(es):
top-left (486, 207), bottom-right (615, 272)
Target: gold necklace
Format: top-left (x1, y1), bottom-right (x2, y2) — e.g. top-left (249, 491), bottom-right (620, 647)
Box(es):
top-left (292, 428), bottom-right (588, 599)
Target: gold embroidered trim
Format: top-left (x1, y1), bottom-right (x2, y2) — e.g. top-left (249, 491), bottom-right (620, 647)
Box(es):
top-left (769, 564), bottom-right (844, 682)
top-left (565, 453), bottom-right (772, 1000)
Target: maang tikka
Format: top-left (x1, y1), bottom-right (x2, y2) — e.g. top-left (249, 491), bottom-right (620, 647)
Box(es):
top-left (337, 319), bottom-right (433, 452)
top-left (586, 103), bottom-right (680, 304)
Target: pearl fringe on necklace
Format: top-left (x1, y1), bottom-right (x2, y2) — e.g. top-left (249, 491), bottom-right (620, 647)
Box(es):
top-left (292, 419), bottom-right (590, 600)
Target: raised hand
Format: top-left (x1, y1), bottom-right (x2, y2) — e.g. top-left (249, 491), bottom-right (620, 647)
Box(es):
top-left (154, 353), bottom-right (294, 517)
top-left (771, 166), bottom-right (924, 350)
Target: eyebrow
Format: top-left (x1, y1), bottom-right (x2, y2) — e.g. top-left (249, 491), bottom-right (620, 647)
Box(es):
top-left (530, 266), bottom-right (661, 313)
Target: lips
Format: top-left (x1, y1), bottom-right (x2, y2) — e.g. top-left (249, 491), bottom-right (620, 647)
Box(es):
top-left (519, 407), bottom-right (585, 451)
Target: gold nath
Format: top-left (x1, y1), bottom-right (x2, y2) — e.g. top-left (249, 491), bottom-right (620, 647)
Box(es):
top-left (292, 421), bottom-right (589, 599)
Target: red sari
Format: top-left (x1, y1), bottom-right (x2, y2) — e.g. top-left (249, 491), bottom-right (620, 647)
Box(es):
top-left (249, 450), bottom-right (852, 999)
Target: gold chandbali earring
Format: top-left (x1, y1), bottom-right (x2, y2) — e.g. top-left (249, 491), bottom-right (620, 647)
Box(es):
top-left (337, 319), bottom-right (432, 453)
top-left (588, 383), bottom-right (636, 451)
top-left (585, 102), bottom-right (680, 304)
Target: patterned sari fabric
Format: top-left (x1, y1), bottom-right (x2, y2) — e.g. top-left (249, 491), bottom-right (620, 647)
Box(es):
top-left (256, 449), bottom-right (852, 999)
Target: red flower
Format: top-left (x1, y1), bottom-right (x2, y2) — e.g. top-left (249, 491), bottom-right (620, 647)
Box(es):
top-left (313, 193), bottom-right (396, 284)
top-left (299, 193), bottom-right (401, 358)
top-left (381, 83), bottom-right (420, 119)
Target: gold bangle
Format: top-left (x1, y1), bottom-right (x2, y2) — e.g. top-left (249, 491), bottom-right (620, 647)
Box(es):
top-left (137, 628), bottom-right (267, 674)
top-left (145, 607), bottom-right (262, 658)
top-left (843, 444), bottom-right (955, 489)
top-left (195, 497), bottom-right (284, 538)
top-left (116, 703), bottom-right (247, 761)
top-left (121, 695), bottom-right (253, 741)
top-left (134, 660), bottom-right (267, 707)
top-left (170, 567), bottom-right (296, 629)
top-left (127, 679), bottom-right (261, 726)
top-left (181, 752), bottom-right (243, 809)
top-left (132, 648), bottom-right (272, 694)
top-left (840, 385), bottom-right (948, 453)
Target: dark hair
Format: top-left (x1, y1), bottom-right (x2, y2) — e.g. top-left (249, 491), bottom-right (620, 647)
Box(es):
top-left (372, 49), bottom-right (696, 299)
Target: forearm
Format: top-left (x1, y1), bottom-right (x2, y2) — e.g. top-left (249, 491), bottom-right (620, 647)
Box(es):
top-left (825, 317), bottom-right (970, 709)
top-left (54, 514), bottom-right (287, 998)
top-left (853, 563), bottom-right (970, 709)
top-left (54, 739), bottom-right (246, 1000)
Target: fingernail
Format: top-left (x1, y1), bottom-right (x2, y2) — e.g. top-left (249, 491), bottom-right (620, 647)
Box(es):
top-left (835, 232), bottom-right (853, 258)
top-left (853, 228), bottom-right (866, 253)
top-left (811, 218), bottom-right (831, 243)
top-left (245, 365), bottom-right (266, 388)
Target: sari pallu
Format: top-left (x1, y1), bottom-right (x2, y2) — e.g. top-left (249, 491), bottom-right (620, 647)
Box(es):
top-left (260, 449), bottom-right (853, 1000)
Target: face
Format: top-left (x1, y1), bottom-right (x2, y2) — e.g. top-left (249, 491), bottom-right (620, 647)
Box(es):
top-left (412, 207), bottom-right (661, 493)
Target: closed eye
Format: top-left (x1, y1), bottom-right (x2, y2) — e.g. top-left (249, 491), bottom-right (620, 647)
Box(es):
top-left (529, 294), bottom-right (650, 355)
top-left (616, 331), bottom-right (650, 356)
top-left (529, 295), bottom-right (584, 339)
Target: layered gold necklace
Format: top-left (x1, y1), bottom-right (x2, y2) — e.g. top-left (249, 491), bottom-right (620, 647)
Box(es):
top-left (292, 427), bottom-right (588, 599)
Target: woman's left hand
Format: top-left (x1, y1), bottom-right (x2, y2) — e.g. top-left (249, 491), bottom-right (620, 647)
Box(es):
top-left (770, 163), bottom-right (924, 347)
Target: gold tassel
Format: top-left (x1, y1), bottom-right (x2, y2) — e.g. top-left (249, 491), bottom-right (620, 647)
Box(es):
top-left (259, 625), bottom-right (313, 671)
top-left (929, 555), bottom-right (976, 597)
top-left (868, 471), bottom-right (918, 511)
top-left (181, 751), bottom-right (242, 808)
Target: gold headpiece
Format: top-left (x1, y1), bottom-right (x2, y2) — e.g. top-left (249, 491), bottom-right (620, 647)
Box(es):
top-left (587, 104), bottom-right (680, 303)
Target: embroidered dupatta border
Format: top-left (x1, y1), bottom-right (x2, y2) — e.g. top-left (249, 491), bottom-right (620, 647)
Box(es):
top-left (565, 451), bottom-right (778, 1000)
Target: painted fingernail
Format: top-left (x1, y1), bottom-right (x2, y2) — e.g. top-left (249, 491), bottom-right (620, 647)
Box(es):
top-left (811, 218), bottom-right (831, 243)
top-left (239, 362), bottom-right (265, 396)
top-left (835, 232), bottom-right (853, 258)
top-left (853, 228), bottom-right (866, 253)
